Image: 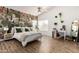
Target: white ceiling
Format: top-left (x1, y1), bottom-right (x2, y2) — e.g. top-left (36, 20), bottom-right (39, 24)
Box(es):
top-left (6, 6), bottom-right (54, 16)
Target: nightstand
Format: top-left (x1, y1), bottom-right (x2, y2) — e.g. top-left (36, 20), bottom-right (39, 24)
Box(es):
top-left (4, 33), bottom-right (13, 40)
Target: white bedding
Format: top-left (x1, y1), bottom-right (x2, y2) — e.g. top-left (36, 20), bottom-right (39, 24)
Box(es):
top-left (12, 31), bottom-right (42, 46)
top-left (12, 31), bottom-right (40, 41)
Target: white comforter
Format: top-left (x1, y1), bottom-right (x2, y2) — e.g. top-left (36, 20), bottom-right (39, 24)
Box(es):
top-left (12, 31), bottom-right (42, 46)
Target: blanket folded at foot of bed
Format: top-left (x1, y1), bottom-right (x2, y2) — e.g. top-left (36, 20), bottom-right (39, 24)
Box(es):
top-left (23, 33), bottom-right (42, 42)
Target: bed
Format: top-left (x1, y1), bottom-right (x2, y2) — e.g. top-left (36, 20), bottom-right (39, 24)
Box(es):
top-left (12, 27), bottom-right (42, 47)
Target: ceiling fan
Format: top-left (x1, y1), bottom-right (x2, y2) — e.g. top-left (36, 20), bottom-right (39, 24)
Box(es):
top-left (37, 6), bottom-right (48, 15)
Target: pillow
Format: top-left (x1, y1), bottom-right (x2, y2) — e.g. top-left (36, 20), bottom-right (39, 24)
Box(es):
top-left (30, 27), bottom-right (33, 31)
top-left (25, 28), bottom-right (30, 32)
top-left (23, 27), bottom-right (30, 32)
top-left (16, 28), bottom-right (22, 33)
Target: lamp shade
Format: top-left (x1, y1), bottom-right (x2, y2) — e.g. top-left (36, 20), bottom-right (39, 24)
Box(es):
top-left (4, 27), bottom-right (9, 31)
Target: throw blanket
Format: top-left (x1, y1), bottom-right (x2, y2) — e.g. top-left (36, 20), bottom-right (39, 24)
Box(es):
top-left (23, 33), bottom-right (42, 42)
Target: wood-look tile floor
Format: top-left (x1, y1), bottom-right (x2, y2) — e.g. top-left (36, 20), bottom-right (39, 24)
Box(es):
top-left (0, 36), bottom-right (79, 53)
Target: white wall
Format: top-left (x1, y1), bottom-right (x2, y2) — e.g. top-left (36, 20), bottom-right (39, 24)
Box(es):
top-left (38, 6), bottom-right (79, 37)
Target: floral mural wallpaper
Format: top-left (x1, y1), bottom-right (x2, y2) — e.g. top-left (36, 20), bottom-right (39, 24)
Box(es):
top-left (0, 6), bottom-right (37, 33)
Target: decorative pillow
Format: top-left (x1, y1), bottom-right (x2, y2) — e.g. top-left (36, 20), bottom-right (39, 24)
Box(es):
top-left (16, 28), bottom-right (22, 33)
top-left (25, 28), bottom-right (29, 32)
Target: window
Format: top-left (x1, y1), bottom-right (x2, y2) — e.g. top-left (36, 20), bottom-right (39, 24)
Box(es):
top-left (38, 20), bottom-right (48, 31)
top-left (32, 20), bottom-right (48, 31)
